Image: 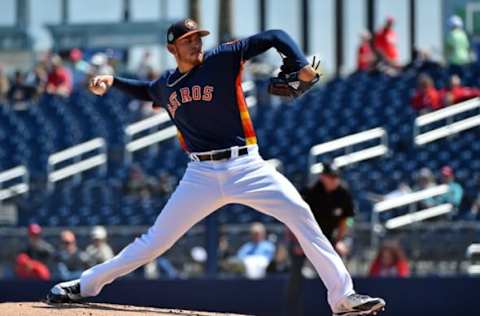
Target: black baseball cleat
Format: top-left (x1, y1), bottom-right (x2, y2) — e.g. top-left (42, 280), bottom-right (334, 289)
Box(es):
top-left (333, 293), bottom-right (386, 316)
top-left (46, 279), bottom-right (83, 304)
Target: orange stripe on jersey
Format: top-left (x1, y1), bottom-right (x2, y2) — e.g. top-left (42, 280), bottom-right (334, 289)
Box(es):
top-left (177, 130), bottom-right (189, 152)
top-left (235, 63), bottom-right (257, 145)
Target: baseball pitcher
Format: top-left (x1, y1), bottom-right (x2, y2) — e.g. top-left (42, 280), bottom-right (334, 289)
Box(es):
top-left (47, 19), bottom-right (385, 316)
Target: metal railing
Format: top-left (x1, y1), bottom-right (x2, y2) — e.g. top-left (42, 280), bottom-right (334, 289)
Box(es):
top-left (47, 138), bottom-right (107, 190)
top-left (414, 97), bottom-right (480, 146)
top-left (309, 127), bottom-right (388, 175)
top-left (125, 111), bottom-right (176, 163)
top-left (371, 184), bottom-right (453, 246)
top-left (0, 166), bottom-right (29, 202)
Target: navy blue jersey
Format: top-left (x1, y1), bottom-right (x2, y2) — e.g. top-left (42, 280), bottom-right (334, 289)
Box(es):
top-left (113, 30), bottom-right (309, 152)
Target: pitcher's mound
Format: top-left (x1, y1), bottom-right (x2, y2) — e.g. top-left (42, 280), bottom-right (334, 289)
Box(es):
top-left (0, 302), bottom-right (251, 316)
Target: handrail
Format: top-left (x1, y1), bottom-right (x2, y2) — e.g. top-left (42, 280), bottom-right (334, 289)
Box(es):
top-left (414, 97), bottom-right (480, 146)
top-left (309, 127), bottom-right (388, 174)
top-left (0, 166), bottom-right (29, 202)
top-left (47, 138), bottom-right (107, 190)
top-left (374, 185), bottom-right (449, 213)
top-left (48, 138), bottom-right (105, 165)
top-left (385, 204), bottom-right (453, 229)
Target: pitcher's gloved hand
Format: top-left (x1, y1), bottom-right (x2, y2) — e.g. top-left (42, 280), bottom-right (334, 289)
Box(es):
top-left (268, 56), bottom-right (321, 97)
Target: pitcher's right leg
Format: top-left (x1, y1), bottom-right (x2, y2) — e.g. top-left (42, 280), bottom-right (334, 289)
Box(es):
top-left (48, 165), bottom-right (224, 302)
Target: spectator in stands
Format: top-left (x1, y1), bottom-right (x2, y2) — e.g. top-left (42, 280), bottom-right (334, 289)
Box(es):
top-left (154, 170), bottom-right (176, 197)
top-left (235, 222), bottom-right (275, 279)
top-left (442, 74), bottom-right (480, 106)
top-left (403, 48), bottom-right (441, 74)
top-left (55, 230), bottom-right (91, 280)
top-left (123, 164), bottom-right (156, 199)
top-left (287, 163), bottom-right (355, 316)
top-left (437, 166), bottom-right (464, 211)
top-left (25, 63), bottom-right (48, 97)
top-left (445, 15), bottom-right (471, 66)
top-left (467, 177), bottom-right (480, 220)
top-left (411, 73), bottom-right (442, 112)
top-left (374, 16), bottom-right (399, 66)
top-left (68, 48), bottom-right (90, 87)
top-left (46, 55), bottom-right (72, 97)
top-left (0, 65), bottom-right (10, 102)
top-left (89, 52), bottom-right (115, 77)
top-left (369, 240), bottom-right (410, 277)
top-left (136, 50), bottom-right (155, 80)
top-left (357, 31), bottom-right (375, 72)
top-left (85, 226), bottom-right (114, 266)
top-left (24, 223), bottom-right (55, 268)
top-left (7, 70), bottom-right (35, 109)
top-left (413, 168), bottom-right (437, 209)
top-left (266, 242), bottom-right (290, 274)
top-left (15, 253), bottom-right (51, 281)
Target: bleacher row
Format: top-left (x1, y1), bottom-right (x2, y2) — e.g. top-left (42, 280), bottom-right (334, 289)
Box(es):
top-left (1, 64), bottom-right (479, 227)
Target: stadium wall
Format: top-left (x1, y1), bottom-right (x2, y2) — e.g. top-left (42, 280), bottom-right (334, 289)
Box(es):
top-left (0, 277), bottom-right (478, 315)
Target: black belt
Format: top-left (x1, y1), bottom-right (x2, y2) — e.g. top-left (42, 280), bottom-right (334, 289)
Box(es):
top-left (194, 147), bottom-right (249, 161)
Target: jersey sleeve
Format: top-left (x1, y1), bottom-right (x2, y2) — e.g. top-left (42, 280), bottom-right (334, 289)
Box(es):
top-left (113, 77), bottom-right (153, 101)
top-left (227, 29), bottom-right (309, 70)
top-left (341, 189), bottom-right (355, 217)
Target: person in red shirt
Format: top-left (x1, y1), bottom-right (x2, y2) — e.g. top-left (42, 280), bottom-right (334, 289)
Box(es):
top-left (369, 240), bottom-right (410, 278)
top-left (46, 55), bottom-right (72, 97)
top-left (374, 16), bottom-right (399, 65)
top-left (411, 74), bottom-right (442, 112)
top-left (15, 253), bottom-right (51, 281)
top-left (442, 74), bottom-right (480, 106)
top-left (357, 31), bottom-right (375, 71)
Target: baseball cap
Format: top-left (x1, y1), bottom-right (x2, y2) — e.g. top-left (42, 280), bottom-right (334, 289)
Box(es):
top-left (91, 225), bottom-right (107, 240)
top-left (441, 166), bottom-right (454, 177)
top-left (321, 162), bottom-right (340, 177)
top-left (28, 223), bottom-right (42, 236)
top-left (166, 18), bottom-right (210, 44)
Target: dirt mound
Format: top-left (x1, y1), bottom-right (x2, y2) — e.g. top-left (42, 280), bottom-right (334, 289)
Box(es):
top-left (0, 302), bottom-right (250, 316)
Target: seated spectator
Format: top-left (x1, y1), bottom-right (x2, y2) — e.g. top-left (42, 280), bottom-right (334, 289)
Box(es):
top-left (436, 166), bottom-right (464, 211)
top-left (413, 168), bottom-right (437, 209)
top-left (442, 75), bottom-right (480, 106)
top-left (89, 52), bottom-right (115, 77)
top-left (7, 70), bottom-right (35, 109)
top-left (467, 177), bottom-right (480, 220)
top-left (68, 48), bottom-right (90, 87)
top-left (15, 253), bottom-right (50, 281)
top-left (445, 15), bottom-right (470, 66)
top-left (25, 63), bottom-right (48, 97)
top-left (24, 223), bottom-right (55, 268)
top-left (0, 65), bottom-right (10, 102)
top-left (123, 164), bottom-right (156, 199)
top-left (46, 55), bottom-right (72, 97)
top-left (369, 240), bottom-right (410, 277)
top-left (411, 74), bottom-right (442, 112)
top-left (235, 222), bottom-right (275, 279)
top-left (154, 170), bottom-right (176, 197)
top-left (85, 226), bottom-right (114, 266)
top-left (403, 48), bottom-right (441, 74)
top-left (55, 230), bottom-right (91, 280)
top-left (357, 31), bottom-right (375, 72)
top-left (266, 243), bottom-right (290, 274)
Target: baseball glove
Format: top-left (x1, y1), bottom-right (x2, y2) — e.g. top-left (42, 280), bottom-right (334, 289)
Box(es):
top-left (268, 56), bottom-right (321, 97)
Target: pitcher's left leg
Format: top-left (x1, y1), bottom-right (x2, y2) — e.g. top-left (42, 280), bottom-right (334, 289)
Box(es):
top-left (229, 159), bottom-right (384, 314)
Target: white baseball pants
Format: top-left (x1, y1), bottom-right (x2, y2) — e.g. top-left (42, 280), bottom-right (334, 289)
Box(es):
top-left (80, 146), bottom-right (354, 308)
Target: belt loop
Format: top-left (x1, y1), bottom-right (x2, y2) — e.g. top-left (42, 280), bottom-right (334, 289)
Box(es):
top-left (230, 146), bottom-right (239, 158)
top-left (189, 153), bottom-right (200, 162)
